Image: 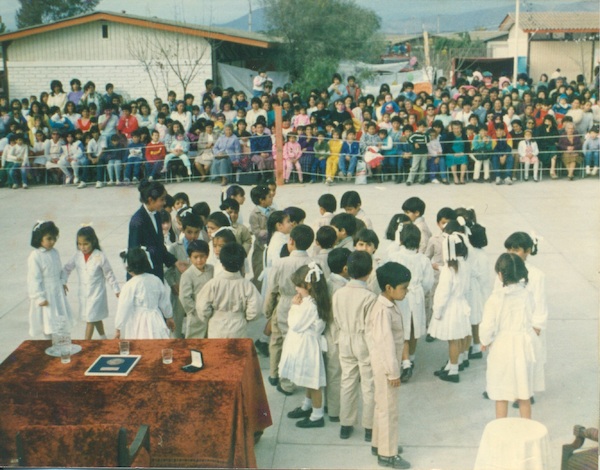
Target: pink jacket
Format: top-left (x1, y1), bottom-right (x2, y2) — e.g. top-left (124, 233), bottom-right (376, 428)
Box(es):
top-left (283, 141), bottom-right (302, 161)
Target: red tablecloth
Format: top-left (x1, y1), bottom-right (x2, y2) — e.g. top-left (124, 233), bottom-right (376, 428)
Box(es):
top-left (0, 338), bottom-right (272, 468)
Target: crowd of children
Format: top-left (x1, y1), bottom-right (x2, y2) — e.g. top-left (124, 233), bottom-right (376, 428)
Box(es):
top-left (2, 68), bottom-right (599, 190)
top-left (27, 178), bottom-right (552, 469)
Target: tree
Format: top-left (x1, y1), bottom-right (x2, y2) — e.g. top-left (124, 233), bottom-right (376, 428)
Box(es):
top-left (427, 32), bottom-right (486, 78)
top-left (16, 0), bottom-right (99, 29)
top-left (262, 0), bottom-right (383, 94)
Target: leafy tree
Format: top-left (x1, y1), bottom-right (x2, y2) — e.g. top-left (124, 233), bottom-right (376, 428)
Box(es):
top-left (262, 0), bottom-right (382, 94)
top-left (16, 0), bottom-right (100, 29)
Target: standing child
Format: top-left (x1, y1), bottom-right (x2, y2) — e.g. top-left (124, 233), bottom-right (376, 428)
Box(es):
top-left (283, 132), bottom-right (303, 184)
top-left (221, 184), bottom-right (247, 225)
top-left (366, 262), bottom-right (412, 469)
top-left (480, 253), bottom-right (536, 419)
top-left (341, 190), bottom-right (373, 229)
top-left (332, 251), bottom-right (377, 440)
top-left (249, 185), bottom-right (273, 291)
top-left (402, 197), bottom-right (431, 254)
top-left (389, 224), bottom-right (434, 381)
top-left (324, 129), bottom-right (342, 184)
top-left (194, 243), bottom-right (261, 338)
top-left (382, 213), bottom-right (412, 262)
top-left (406, 120), bottom-right (430, 186)
top-left (313, 193), bottom-right (337, 230)
top-left (124, 130), bottom-right (145, 184)
top-left (518, 129), bottom-right (540, 182)
top-left (312, 226), bottom-right (336, 278)
top-left (280, 263), bottom-right (330, 428)
top-left (220, 198), bottom-right (252, 254)
top-left (28, 221), bottom-right (75, 338)
top-left (330, 213), bottom-right (357, 251)
top-left (115, 247), bottom-right (174, 339)
top-left (312, 130), bottom-right (331, 183)
top-left (179, 240), bottom-right (214, 338)
top-left (261, 210), bottom-right (293, 297)
top-left (64, 226), bottom-right (120, 340)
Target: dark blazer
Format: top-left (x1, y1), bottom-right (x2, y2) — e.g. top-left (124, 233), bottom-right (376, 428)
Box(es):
top-left (128, 205), bottom-right (176, 281)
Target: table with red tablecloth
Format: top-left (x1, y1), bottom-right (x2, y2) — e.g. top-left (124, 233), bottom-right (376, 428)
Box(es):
top-left (0, 338), bottom-right (272, 468)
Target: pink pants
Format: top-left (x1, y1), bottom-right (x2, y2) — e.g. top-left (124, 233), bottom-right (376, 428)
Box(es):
top-left (284, 160), bottom-right (302, 181)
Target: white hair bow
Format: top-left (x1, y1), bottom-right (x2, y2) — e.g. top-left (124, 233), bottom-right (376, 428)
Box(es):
top-left (140, 246), bottom-right (154, 269)
top-left (305, 262), bottom-right (323, 283)
top-left (456, 216), bottom-right (471, 235)
top-left (33, 220), bottom-right (46, 231)
top-left (529, 230), bottom-right (543, 246)
top-left (80, 222), bottom-right (93, 228)
top-left (442, 232), bottom-right (463, 263)
top-left (212, 226), bottom-right (236, 238)
top-left (178, 207), bottom-right (193, 218)
top-left (395, 222), bottom-right (404, 244)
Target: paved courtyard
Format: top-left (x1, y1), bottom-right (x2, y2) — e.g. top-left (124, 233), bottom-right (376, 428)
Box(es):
top-left (0, 176), bottom-right (597, 469)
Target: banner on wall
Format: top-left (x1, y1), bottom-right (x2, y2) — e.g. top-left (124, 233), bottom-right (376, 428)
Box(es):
top-left (218, 63), bottom-right (290, 97)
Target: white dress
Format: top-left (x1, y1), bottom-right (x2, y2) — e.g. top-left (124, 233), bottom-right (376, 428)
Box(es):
top-left (279, 296), bottom-right (327, 389)
top-left (115, 273), bottom-right (173, 339)
top-left (63, 250), bottom-right (121, 322)
top-left (427, 259), bottom-right (471, 340)
top-left (479, 284), bottom-right (537, 401)
top-left (467, 247), bottom-right (493, 325)
top-left (27, 248), bottom-right (75, 337)
top-left (389, 246), bottom-right (434, 339)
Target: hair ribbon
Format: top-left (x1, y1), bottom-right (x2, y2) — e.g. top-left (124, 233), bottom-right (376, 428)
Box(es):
top-left (529, 230), bottom-right (543, 247)
top-left (80, 222), bottom-right (93, 228)
top-left (457, 216), bottom-right (471, 236)
top-left (33, 220), bottom-right (46, 231)
top-left (305, 262), bottom-right (323, 283)
top-left (140, 246), bottom-right (154, 269)
top-left (395, 222), bottom-right (404, 244)
top-left (442, 232), bottom-right (462, 262)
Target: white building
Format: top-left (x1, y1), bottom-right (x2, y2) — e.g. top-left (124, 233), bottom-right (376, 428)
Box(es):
top-left (0, 11), bottom-right (278, 102)
top-left (487, 12), bottom-right (599, 82)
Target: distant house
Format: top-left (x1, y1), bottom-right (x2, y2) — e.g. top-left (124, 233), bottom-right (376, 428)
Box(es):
top-left (487, 12), bottom-right (599, 82)
top-left (0, 11), bottom-right (279, 102)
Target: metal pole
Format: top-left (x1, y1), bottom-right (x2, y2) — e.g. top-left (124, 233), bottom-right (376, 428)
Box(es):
top-left (513, 0), bottom-right (520, 83)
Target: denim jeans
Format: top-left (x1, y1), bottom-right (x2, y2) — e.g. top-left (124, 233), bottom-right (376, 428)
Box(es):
top-left (107, 159), bottom-right (123, 182)
top-left (584, 150), bottom-right (599, 167)
top-left (124, 156), bottom-right (144, 180)
top-left (145, 161), bottom-right (163, 179)
top-left (427, 155), bottom-right (447, 181)
top-left (338, 155), bottom-right (357, 175)
top-left (491, 153), bottom-right (514, 180)
top-left (5, 162), bottom-right (27, 186)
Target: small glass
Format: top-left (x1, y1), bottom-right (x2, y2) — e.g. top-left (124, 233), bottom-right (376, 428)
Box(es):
top-left (60, 344), bottom-right (71, 364)
top-left (162, 348), bottom-right (173, 364)
top-left (119, 341), bottom-right (130, 355)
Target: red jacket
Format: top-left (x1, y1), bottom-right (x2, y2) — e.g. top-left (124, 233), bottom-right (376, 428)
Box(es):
top-left (145, 142), bottom-right (166, 162)
top-left (117, 114), bottom-right (139, 139)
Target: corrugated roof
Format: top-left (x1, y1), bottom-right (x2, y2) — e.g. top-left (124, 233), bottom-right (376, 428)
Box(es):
top-left (500, 12), bottom-right (600, 33)
top-left (0, 10), bottom-right (279, 48)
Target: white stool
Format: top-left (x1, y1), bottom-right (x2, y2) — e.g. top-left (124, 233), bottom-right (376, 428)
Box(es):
top-left (474, 418), bottom-right (551, 470)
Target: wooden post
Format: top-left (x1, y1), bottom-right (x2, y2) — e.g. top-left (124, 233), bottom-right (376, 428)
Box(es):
top-left (274, 104), bottom-right (284, 186)
top-left (423, 30), bottom-right (431, 68)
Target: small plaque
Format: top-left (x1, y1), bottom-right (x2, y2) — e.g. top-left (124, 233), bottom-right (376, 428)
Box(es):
top-left (85, 355), bottom-right (141, 376)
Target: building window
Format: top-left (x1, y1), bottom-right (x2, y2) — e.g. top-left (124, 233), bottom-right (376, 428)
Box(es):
top-left (102, 25), bottom-right (108, 39)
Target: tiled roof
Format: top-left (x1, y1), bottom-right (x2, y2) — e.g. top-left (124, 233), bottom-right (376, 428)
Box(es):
top-left (500, 12), bottom-right (600, 32)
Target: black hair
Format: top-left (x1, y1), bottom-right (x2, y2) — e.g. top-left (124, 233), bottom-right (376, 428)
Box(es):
top-left (219, 242), bottom-right (246, 272)
top-left (283, 206), bottom-right (306, 224)
top-left (504, 232), bottom-right (537, 256)
top-left (291, 264), bottom-right (332, 323)
top-left (250, 184), bottom-right (271, 205)
top-left (376, 262), bottom-right (412, 291)
top-left (124, 247), bottom-right (152, 275)
top-left (219, 198), bottom-right (240, 212)
top-left (469, 224), bottom-right (488, 248)
top-left (192, 202), bottom-right (211, 219)
top-left (213, 229), bottom-right (237, 244)
top-left (187, 239), bottom-right (210, 257)
top-left (495, 253), bottom-right (528, 287)
top-left (207, 212), bottom-right (230, 229)
top-left (355, 228), bottom-right (380, 250)
top-left (173, 192), bottom-right (190, 206)
top-left (76, 226), bottom-right (101, 251)
top-left (399, 223), bottom-right (421, 250)
top-left (330, 213), bottom-right (357, 237)
top-left (163, 194), bottom-right (175, 210)
top-left (443, 219), bottom-right (466, 236)
top-left (437, 207), bottom-right (457, 223)
top-left (267, 211), bottom-right (289, 242)
top-left (159, 209), bottom-right (176, 243)
top-left (138, 180), bottom-right (166, 204)
top-left (221, 184), bottom-right (245, 202)
top-left (316, 226), bottom-right (337, 250)
top-left (327, 247), bottom-right (351, 275)
top-left (385, 213), bottom-right (412, 241)
top-left (402, 196), bottom-right (426, 216)
top-left (31, 221), bottom-right (59, 248)
top-left (340, 190), bottom-right (362, 209)
top-left (290, 224), bottom-right (314, 251)
top-left (318, 194), bottom-right (337, 214)
top-left (347, 251), bottom-right (373, 279)
top-left (179, 209), bottom-right (202, 230)
top-left (441, 230), bottom-right (469, 272)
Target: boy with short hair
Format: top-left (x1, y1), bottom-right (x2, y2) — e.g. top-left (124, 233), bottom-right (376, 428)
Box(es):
top-left (180, 240), bottom-right (214, 338)
top-left (314, 193), bottom-right (337, 229)
top-left (402, 197), bottom-right (431, 254)
top-left (312, 225), bottom-right (336, 278)
top-left (406, 120), bottom-right (431, 186)
top-left (145, 129), bottom-right (166, 182)
top-left (249, 184), bottom-right (273, 291)
top-left (124, 130), bottom-right (145, 184)
top-left (366, 262), bottom-right (412, 469)
top-left (338, 130), bottom-right (360, 180)
top-left (330, 213), bottom-right (357, 251)
top-left (491, 124), bottom-right (514, 185)
top-left (341, 190), bottom-right (373, 229)
top-left (264, 224), bottom-right (315, 394)
top-left (333, 251), bottom-right (378, 440)
top-left (354, 228), bottom-right (382, 295)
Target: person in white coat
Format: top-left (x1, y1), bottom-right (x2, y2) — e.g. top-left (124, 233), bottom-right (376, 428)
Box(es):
top-left (28, 221), bottom-right (75, 338)
top-left (480, 253), bottom-right (537, 419)
top-left (63, 227), bottom-right (120, 340)
top-left (389, 224), bottom-right (434, 382)
top-left (115, 248), bottom-right (174, 340)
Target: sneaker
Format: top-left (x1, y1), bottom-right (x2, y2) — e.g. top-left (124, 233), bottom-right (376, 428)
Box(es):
top-left (377, 454), bottom-right (411, 469)
top-left (73, 177), bottom-right (79, 184)
top-left (309, 179), bottom-right (315, 184)
top-left (132, 177), bottom-right (139, 183)
top-left (505, 177), bottom-right (512, 185)
top-left (405, 181), bottom-right (412, 186)
top-left (187, 168), bottom-right (192, 176)
top-left (96, 181), bottom-right (104, 188)
top-left (430, 178), bottom-right (439, 184)
top-left (441, 179), bottom-right (449, 185)
top-left (176, 175), bottom-right (183, 183)
top-left (495, 177), bottom-right (502, 185)
top-left (148, 176), bottom-right (154, 182)
top-left (107, 180), bottom-right (115, 186)
top-left (116, 180), bottom-right (123, 186)
top-left (124, 178), bottom-right (131, 185)
top-left (11, 184), bottom-right (18, 189)
top-left (585, 166), bottom-right (591, 175)
top-left (337, 171), bottom-right (344, 178)
top-left (593, 167), bottom-right (599, 176)
top-left (77, 182), bottom-right (86, 189)
top-left (64, 176), bottom-right (72, 185)
top-left (22, 184), bottom-right (28, 189)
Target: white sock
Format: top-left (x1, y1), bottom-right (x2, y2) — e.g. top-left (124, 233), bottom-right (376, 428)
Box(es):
top-left (448, 363), bottom-right (459, 375)
top-left (310, 406), bottom-right (324, 421)
top-left (472, 343), bottom-right (481, 353)
top-left (402, 359), bottom-right (412, 369)
top-left (409, 354), bottom-right (415, 363)
top-left (99, 334), bottom-right (107, 340)
top-left (301, 397), bottom-right (312, 411)
top-left (443, 360), bottom-right (451, 371)
top-left (458, 352), bottom-right (464, 363)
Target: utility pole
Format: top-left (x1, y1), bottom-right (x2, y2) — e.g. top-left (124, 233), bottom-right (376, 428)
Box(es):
top-left (513, 0), bottom-right (520, 83)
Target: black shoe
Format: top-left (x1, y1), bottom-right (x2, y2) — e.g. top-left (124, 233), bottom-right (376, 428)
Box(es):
top-left (365, 428), bottom-right (372, 442)
top-left (469, 351), bottom-right (483, 359)
top-left (267, 376), bottom-right (278, 386)
top-left (254, 339), bottom-right (270, 357)
top-left (425, 334), bottom-right (435, 342)
top-left (438, 371), bottom-right (459, 383)
top-left (340, 425), bottom-right (353, 439)
top-left (372, 446), bottom-right (403, 456)
top-left (482, 391), bottom-right (489, 400)
top-left (329, 415), bottom-right (340, 422)
top-left (458, 363), bottom-right (464, 372)
top-left (276, 384), bottom-right (293, 396)
top-left (405, 181), bottom-right (412, 186)
top-left (463, 359), bottom-right (470, 368)
top-left (512, 396), bottom-right (535, 409)
top-left (287, 406), bottom-right (312, 419)
top-left (441, 179), bottom-right (449, 185)
top-left (296, 417), bottom-right (324, 428)
top-left (433, 365), bottom-right (448, 377)
top-left (400, 367), bottom-right (412, 382)
top-left (377, 454), bottom-right (411, 469)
